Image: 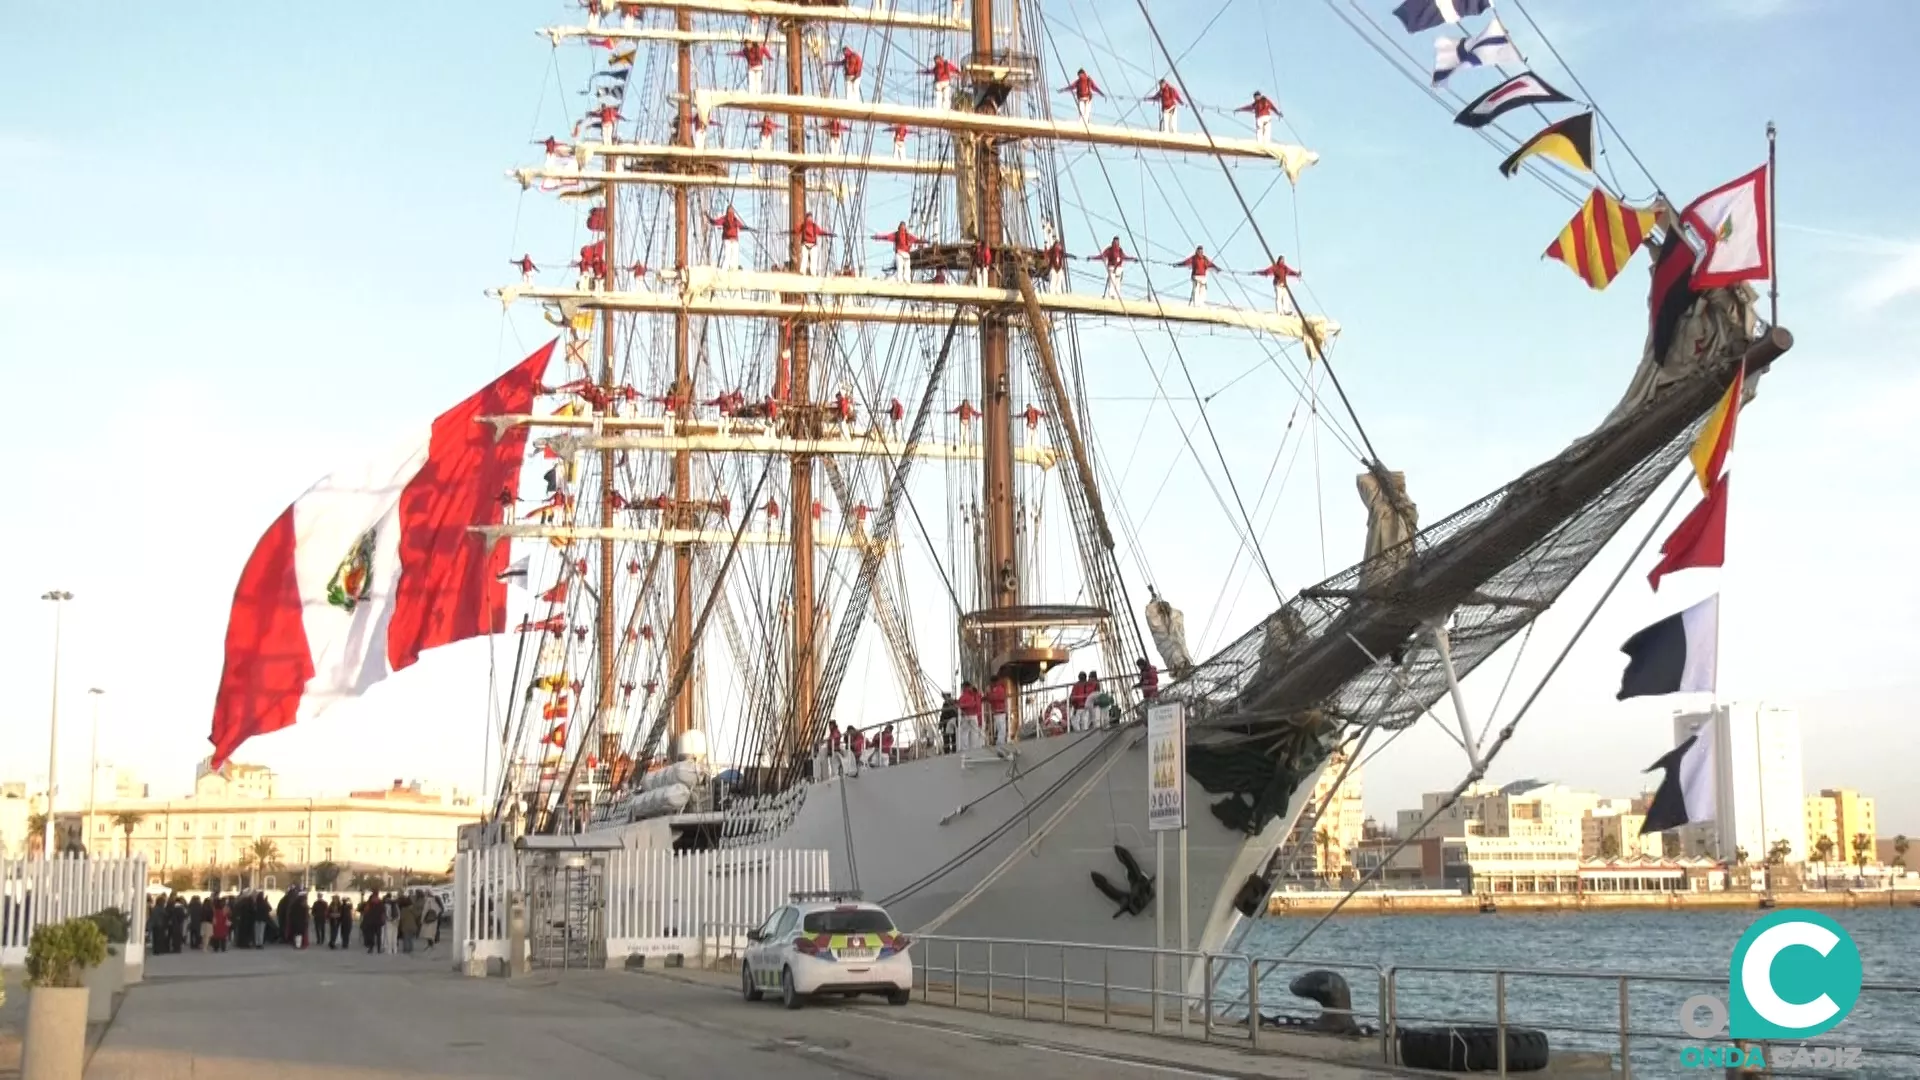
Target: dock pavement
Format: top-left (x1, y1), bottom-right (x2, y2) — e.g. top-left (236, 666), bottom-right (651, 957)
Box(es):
top-left (17, 942), bottom-right (1422, 1079)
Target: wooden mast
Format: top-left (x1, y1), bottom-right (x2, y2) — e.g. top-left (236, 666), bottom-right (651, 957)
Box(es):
top-left (669, 9), bottom-right (697, 743)
top-left (783, 17), bottom-right (817, 762)
top-left (596, 125), bottom-right (620, 791)
top-left (974, 0), bottom-right (1019, 724)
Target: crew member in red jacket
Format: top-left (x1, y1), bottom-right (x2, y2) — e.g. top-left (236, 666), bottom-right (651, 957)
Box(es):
top-left (737, 39), bottom-right (771, 94)
top-left (924, 53), bottom-right (962, 110)
top-left (1235, 90), bottom-right (1281, 144)
top-left (1255, 254), bottom-right (1303, 315)
top-left (1060, 68), bottom-right (1104, 124)
top-left (957, 680), bottom-right (984, 750)
top-left (831, 45), bottom-right (864, 101)
top-left (1087, 236), bottom-right (1137, 300)
top-left (795, 211), bottom-right (833, 275)
top-left (1143, 78), bottom-right (1183, 133)
top-left (1175, 245), bottom-right (1219, 305)
top-left (710, 205), bottom-right (752, 271)
top-left (871, 221), bottom-right (923, 280)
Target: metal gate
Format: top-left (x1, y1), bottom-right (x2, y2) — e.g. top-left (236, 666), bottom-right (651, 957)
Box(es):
top-left (526, 851), bottom-right (605, 970)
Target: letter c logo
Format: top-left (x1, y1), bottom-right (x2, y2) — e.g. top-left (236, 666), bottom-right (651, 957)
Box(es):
top-left (1741, 921), bottom-right (1839, 1030)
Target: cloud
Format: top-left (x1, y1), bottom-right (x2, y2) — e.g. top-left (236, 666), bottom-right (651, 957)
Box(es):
top-left (1781, 223), bottom-right (1920, 313)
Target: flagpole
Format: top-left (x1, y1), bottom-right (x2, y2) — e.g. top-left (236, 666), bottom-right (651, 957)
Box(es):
top-left (1766, 121), bottom-right (1779, 327)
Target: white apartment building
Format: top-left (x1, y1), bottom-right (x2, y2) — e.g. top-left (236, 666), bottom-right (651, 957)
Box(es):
top-left (1275, 750), bottom-right (1366, 879)
top-left (1671, 703), bottom-right (1805, 865)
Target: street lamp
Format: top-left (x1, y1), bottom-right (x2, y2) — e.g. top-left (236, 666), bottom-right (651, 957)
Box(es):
top-left (41, 589), bottom-right (74, 858)
top-left (88, 687), bottom-right (105, 855)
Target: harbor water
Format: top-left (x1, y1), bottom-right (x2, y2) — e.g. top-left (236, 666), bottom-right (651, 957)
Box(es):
top-left (1220, 906), bottom-right (1920, 1076)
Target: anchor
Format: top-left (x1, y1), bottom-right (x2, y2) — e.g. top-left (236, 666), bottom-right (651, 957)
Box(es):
top-left (1089, 843), bottom-right (1154, 918)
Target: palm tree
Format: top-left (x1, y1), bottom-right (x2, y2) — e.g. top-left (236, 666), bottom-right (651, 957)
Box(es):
top-left (250, 838), bottom-right (283, 880)
top-left (311, 860), bottom-right (342, 890)
top-left (1814, 835), bottom-right (1835, 885)
top-left (1895, 835), bottom-right (1910, 875)
top-left (1315, 827), bottom-right (1334, 882)
top-left (111, 811), bottom-right (146, 858)
top-left (1850, 833), bottom-right (1872, 880)
top-left (1599, 834), bottom-right (1621, 860)
top-left (26, 812), bottom-right (48, 856)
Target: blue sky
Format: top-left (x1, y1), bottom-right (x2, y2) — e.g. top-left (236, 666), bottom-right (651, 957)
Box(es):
top-left (3, 0), bottom-right (1915, 835)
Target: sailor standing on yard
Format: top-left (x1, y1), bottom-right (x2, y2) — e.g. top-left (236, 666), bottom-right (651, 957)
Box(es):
top-left (924, 53), bottom-right (962, 110)
top-left (826, 117), bottom-right (850, 157)
top-left (890, 122), bottom-right (910, 160)
top-left (872, 221), bottom-right (923, 280)
top-left (1043, 236), bottom-right (1069, 293)
top-left (710, 204), bottom-right (751, 271)
top-left (831, 45), bottom-right (865, 101)
top-left (755, 114), bottom-right (777, 154)
top-left (1143, 78), bottom-right (1184, 132)
top-left (737, 39), bottom-right (771, 94)
top-left (1059, 68), bottom-right (1104, 124)
top-left (1087, 236), bottom-right (1136, 299)
top-left (1253, 254), bottom-right (1303, 314)
top-left (796, 211), bottom-right (832, 275)
top-left (1235, 90), bottom-right (1280, 144)
top-left (1174, 245), bottom-right (1220, 305)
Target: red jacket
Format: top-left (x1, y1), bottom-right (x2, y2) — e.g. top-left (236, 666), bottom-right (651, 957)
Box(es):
top-left (1146, 81), bottom-right (1182, 111)
top-left (1176, 251), bottom-right (1218, 278)
top-left (838, 48), bottom-right (864, 80)
top-left (1063, 71), bottom-right (1102, 101)
top-left (958, 686), bottom-right (982, 717)
top-left (799, 215), bottom-right (831, 246)
top-left (986, 681), bottom-right (1008, 713)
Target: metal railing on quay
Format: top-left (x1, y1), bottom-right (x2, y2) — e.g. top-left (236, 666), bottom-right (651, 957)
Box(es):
top-left (1382, 961), bottom-right (1920, 1079)
top-left (697, 921), bottom-right (759, 965)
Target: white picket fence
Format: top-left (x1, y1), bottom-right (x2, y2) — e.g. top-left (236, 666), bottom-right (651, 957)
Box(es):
top-left (604, 847), bottom-right (830, 962)
top-left (1, 855), bottom-right (149, 971)
top-left (450, 845), bottom-right (828, 970)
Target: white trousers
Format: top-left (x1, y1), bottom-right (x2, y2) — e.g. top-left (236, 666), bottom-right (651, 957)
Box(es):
top-left (759, 134), bottom-right (773, 153)
top-left (692, 126), bottom-right (707, 150)
top-left (974, 264), bottom-right (990, 287)
top-left (848, 74), bottom-right (863, 101)
top-left (722, 237), bottom-right (740, 271)
top-left (1160, 106), bottom-right (1177, 133)
top-left (1104, 265), bottom-right (1124, 299)
top-left (934, 81), bottom-right (952, 110)
top-left (1255, 114), bottom-right (1272, 143)
top-left (993, 710), bottom-right (1009, 745)
top-left (1190, 276), bottom-right (1207, 305)
top-left (893, 139), bottom-right (907, 160)
top-left (1274, 282), bottom-right (1294, 314)
top-left (1076, 98), bottom-right (1092, 124)
top-left (747, 66), bottom-right (763, 94)
top-left (800, 242), bottom-right (821, 275)
top-left (1047, 268), bottom-right (1065, 293)
top-left (829, 135), bottom-right (842, 156)
top-left (894, 249), bottom-right (911, 279)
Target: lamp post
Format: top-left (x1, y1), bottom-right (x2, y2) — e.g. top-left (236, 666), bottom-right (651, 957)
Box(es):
top-left (88, 687), bottom-right (105, 854)
top-left (41, 589), bottom-right (74, 858)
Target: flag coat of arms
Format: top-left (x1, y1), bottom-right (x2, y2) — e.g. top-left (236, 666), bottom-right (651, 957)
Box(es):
top-left (1545, 188), bottom-right (1658, 290)
top-left (1681, 165), bottom-right (1772, 289)
top-left (208, 340), bottom-right (557, 767)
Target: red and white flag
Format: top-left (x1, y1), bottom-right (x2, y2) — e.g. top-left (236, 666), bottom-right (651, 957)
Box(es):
top-left (208, 341), bottom-right (557, 766)
top-left (1680, 165), bottom-right (1771, 290)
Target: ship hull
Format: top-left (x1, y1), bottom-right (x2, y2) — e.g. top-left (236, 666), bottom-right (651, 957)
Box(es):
top-left (596, 722), bottom-right (1325, 1006)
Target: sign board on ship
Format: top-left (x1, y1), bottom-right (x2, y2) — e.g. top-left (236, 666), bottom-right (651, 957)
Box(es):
top-left (1146, 702), bottom-right (1186, 832)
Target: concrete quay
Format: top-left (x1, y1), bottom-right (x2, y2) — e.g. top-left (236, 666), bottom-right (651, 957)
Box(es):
top-left (35, 944), bottom-right (1419, 1079)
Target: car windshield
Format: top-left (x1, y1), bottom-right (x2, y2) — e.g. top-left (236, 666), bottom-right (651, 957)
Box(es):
top-left (802, 908), bottom-right (894, 934)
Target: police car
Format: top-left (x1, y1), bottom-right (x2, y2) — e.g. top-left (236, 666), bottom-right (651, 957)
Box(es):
top-left (740, 890), bottom-right (914, 1009)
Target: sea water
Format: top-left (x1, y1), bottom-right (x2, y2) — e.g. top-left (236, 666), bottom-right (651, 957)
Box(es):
top-left (1218, 906), bottom-right (1920, 1076)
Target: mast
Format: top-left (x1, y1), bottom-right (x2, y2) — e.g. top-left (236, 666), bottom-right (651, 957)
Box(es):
top-left (597, 140), bottom-right (620, 780)
top-left (973, 0), bottom-right (1019, 706)
top-left (783, 16), bottom-right (817, 761)
top-left (670, 10), bottom-right (697, 743)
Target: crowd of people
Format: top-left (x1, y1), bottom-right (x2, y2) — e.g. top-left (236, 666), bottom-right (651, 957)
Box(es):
top-left (145, 885), bottom-right (445, 955)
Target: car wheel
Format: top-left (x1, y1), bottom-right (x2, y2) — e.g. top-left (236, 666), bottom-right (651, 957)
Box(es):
top-left (741, 961), bottom-right (762, 1002)
top-left (887, 988), bottom-right (911, 1006)
top-left (781, 967), bottom-right (804, 1010)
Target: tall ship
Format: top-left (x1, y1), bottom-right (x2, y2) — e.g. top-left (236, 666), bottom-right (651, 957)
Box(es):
top-left (209, 0), bottom-right (1789, 1002)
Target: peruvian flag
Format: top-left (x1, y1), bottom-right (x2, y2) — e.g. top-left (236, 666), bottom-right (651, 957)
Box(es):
top-left (208, 341), bottom-right (557, 766)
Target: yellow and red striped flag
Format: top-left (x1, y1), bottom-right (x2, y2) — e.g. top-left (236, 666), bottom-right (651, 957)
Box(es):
top-left (1545, 188), bottom-right (1658, 290)
top-left (1689, 363), bottom-right (1745, 493)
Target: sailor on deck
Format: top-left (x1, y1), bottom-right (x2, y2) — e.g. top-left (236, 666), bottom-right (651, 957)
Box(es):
top-left (872, 221), bottom-right (923, 280)
top-left (890, 122), bottom-right (911, 161)
top-left (1255, 255), bottom-right (1303, 315)
top-left (737, 40), bottom-right (771, 94)
top-left (1144, 78), bottom-right (1184, 133)
top-left (1175, 245), bottom-right (1219, 305)
top-left (924, 53), bottom-right (962, 110)
top-left (986, 679), bottom-right (1010, 745)
top-left (832, 45), bottom-right (865, 102)
top-left (711, 205), bottom-right (751, 271)
top-left (957, 681), bottom-right (984, 752)
top-left (1060, 68), bottom-right (1104, 124)
top-left (796, 211), bottom-right (832, 275)
top-left (1087, 237), bottom-right (1136, 300)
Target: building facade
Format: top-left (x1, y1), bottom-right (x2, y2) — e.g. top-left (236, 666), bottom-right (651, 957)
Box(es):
top-left (1672, 703), bottom-right (1806, 865)
top-left (1804, 788), bottom-right (1878, 870)
top-left (1274, 750), bottom-right (1366, 880)
top-left (54, 762), bottom-right (478, 888)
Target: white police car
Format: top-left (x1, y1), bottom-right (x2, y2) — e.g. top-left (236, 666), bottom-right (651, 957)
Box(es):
top-left (740, 891), bottom-right (913, 1009)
